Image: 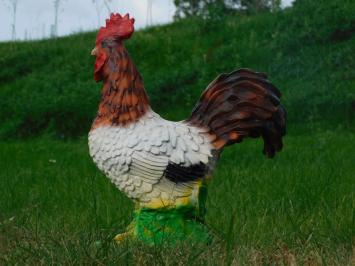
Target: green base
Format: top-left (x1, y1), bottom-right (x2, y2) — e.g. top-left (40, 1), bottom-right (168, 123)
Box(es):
top-left (128, 206), bottom-right (211, 245)
top-left (115, 182), bottom-right (211, 245)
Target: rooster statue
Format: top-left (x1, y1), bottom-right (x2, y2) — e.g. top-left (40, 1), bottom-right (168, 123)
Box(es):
top-left (89, 13), bottom-right (286, 244)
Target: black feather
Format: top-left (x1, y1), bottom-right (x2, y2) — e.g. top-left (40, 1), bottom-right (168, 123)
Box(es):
top-left (164, 162), bottom-right (207, 183)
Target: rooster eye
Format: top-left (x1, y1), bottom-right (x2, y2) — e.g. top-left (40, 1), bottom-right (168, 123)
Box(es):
top-left (101, 41), bottom-right (109, 48)
top-left (101, 39), bottom-right (117, 50)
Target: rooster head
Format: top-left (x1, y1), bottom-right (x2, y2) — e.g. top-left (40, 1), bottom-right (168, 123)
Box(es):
top-left (91, 13), bottom-right (135, 82)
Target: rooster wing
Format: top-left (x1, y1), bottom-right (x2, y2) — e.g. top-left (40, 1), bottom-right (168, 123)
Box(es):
top-left (89, 111), bottom-right (215, 206)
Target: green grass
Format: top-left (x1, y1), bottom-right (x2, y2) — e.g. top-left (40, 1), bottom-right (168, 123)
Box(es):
top-left (0, 0), bottom-right (354, 264)
top-left (0, 0), bottom-right (354, 138)
top-left (0, 128), bottom-right (354, 264)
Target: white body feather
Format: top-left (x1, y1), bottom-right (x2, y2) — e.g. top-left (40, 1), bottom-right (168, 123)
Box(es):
top-left (89, 110), bottom-right (214, 207)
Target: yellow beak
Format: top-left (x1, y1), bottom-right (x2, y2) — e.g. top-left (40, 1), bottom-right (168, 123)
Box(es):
top-left (91, 47), bottom-right (98, 56)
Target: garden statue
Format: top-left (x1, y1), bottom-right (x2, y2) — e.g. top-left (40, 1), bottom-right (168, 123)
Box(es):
top-left (88, 13), bottom-right (286, 245)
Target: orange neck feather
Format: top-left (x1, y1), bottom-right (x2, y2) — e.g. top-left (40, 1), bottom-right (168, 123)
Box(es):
top-left (92, 44), bottom-right (150, 129)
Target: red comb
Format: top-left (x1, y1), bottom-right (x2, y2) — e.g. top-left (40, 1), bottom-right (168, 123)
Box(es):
top-left (96, 13), bottom-right (135, 45)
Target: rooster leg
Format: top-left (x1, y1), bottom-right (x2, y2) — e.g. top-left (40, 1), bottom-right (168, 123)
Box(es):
top-left (114, 232), bottom-right (130, 244)
top-left (114, 219), bottom-right (136, 244)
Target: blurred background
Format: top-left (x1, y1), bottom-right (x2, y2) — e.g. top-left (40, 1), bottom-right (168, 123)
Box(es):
top-left (1, 0), bottom-right (294, 42)
top-left (0, 0), bottom-right (353, 139)
top-left (0, 0), bottom-right (354, 264)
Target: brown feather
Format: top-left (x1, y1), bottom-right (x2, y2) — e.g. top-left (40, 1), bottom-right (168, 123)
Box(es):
top-left (186, 68), bottom-right (286, 158)
top-left (92, 43), bottom-right (150, 129)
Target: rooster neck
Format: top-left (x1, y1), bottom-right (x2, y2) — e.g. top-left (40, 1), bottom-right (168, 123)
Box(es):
top-left (92, 44), bottom-right (150, 129)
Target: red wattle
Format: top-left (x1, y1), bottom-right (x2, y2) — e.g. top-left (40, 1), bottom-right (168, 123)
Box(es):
top-left (94, 52), bottom-right (107, 82)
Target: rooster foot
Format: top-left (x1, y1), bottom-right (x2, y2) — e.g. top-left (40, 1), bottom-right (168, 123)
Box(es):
top-left (114, 231), bottom-right (131, 244)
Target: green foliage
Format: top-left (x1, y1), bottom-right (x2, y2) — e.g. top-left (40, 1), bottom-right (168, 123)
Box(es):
top-left (281, 0), bottom-right (355, 47)
top-left (173, 0), bottom-right (232, 19)
top-left (239, 0), bottom-right (276, 13)
top-left (173, 0), bottom-right (280, 18)
top-left (0, 0), bottom-right (354, 140)
top-left (174, 0), bottom-right (203, 18)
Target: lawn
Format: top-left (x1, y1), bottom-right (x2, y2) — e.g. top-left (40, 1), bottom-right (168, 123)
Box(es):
top-left (0, 125), bottom-right (353, 264)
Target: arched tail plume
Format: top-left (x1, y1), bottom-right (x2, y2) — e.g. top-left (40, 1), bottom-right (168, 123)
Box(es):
top-left (186, 69), bottom-right (286, 158)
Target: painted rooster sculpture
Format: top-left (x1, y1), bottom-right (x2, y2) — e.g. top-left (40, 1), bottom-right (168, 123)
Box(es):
top-left (89, 13), bottom-right (286, 244)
